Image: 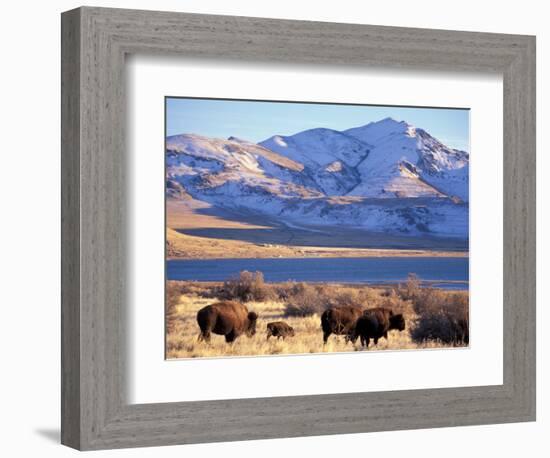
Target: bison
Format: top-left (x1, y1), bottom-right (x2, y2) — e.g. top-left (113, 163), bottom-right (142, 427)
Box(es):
top-left (354, 307), bottom-right (406, 348)
top-left (321, 306), bottom-right (363, 344)
top-left (196, 301), bottom-right (258, 343)
top-left (266, 321), bottom-right (295, 340)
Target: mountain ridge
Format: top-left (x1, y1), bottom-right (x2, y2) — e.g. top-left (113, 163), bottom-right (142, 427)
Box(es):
top-left (166, 117), bottom-right (469, 239)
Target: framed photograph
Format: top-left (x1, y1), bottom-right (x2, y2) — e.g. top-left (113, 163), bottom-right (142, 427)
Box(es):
top-left (61, 6), bottom-right (536, 450)
top-left (164, 97), bottom-right (470, 359)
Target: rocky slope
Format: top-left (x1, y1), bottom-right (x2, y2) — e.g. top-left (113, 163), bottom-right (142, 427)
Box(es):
top-left (166, 118), bottom-right (469, 239)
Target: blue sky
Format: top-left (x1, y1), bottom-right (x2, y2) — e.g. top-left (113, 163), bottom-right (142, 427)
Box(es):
top-left (166, 97), bottom-right (470, 152)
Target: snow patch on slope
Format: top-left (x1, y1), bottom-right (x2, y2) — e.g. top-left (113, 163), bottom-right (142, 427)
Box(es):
top-left (260, 127), bottom-right (372, 168)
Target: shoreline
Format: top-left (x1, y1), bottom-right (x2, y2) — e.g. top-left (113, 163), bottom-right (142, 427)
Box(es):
top-left (167, 278), bottom-right (469, 292)
top-left (167, 249), bottom-right (470, 260)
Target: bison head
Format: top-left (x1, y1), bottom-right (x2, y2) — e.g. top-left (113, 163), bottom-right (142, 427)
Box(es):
top-left (389, 313), bottom-right (406, 331)
top-left (246, 311), bottom-right (258, 337)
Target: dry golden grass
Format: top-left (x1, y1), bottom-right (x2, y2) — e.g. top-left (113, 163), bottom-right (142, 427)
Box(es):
top-left (166, 281), bottom-right (467, 359)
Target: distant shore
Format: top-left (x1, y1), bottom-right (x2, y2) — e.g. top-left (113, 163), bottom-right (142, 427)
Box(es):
top-left (166, 199), bottom-right (469, 260)
top-left (167, 228), bottom-right (468, 259)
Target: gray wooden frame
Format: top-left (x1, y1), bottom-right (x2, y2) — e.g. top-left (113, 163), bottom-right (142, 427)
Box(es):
top-left (61, 6), bottom-right (536, 451)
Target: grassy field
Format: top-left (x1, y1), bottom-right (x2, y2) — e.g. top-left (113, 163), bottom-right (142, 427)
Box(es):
top-left (166, 277), bottom-right (469, 359)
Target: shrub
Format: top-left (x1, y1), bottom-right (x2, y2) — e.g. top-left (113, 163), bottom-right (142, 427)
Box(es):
top-left (166, 281), bottom-right (187, 333)
top-left (220, 270), bottom-right (275, 302)
top-left (380, 289), bottom-right (415, 317)
top-left (411, 310), bottom-right (469, 345)
top-left (322, 285), bottom-right (357, 308)
top-left (396, 273), bottom-right (422, 301)
top-left (272, 281), bottom-right (304, 301)
top-left (410, 289), bottom-right (469, 345)
top-left (283, 283), bottom-right (381, 317)
top-left (284, 282), bottom-right (327, 317)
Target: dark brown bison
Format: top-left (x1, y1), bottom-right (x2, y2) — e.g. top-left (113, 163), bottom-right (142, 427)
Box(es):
top-left (266, 321), bottom-right (295, 340)
top-left (321, 306), bottom-right (363, 344)
top-left (196, 301), bottom-right (258, 343)
top-left (354, 307), bottom-right (406, 348)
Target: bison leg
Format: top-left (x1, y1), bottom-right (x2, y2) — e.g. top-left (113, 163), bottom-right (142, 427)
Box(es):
top-left (383, 331), bottom-right (388, 340)
top-left (323, 331), bottom-right (331, 344)
top-left (225, 330), bottom-right (237, 343)
top-left (373, 337), bottom-right (379, 345)
top-left (363, 336), bottom-right (370, 348)
top-left (198, 330), bottom-right (211, 343)
top-left (266, 332), bottom-right (271, 341)
top-left (348, 332), bottom-right (358, 344)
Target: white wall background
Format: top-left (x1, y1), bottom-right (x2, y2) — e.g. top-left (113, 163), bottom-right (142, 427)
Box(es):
top-left (0, 0), bottom-right (546, 456)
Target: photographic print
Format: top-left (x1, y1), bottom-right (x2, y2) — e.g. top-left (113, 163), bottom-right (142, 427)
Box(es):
top-left (165, 97), bottom-right (469, 359)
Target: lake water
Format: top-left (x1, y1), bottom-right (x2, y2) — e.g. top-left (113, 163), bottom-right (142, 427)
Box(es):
top-left (166, 257), bottom-right (469, 290)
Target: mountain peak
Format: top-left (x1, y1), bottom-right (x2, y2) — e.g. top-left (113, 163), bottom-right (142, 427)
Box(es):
top-left (227, 136), bottom-right (251, 144)
top-left (343, 117), bottom-right (412, 146)
top-left (379, 116), bottom-right (404, 124)
top-left (297, 127), bottom-right (341, 135)
top-left (259, 127), bottom-right (371, 169)
top-left (376, 117), bottom-right (416, 131)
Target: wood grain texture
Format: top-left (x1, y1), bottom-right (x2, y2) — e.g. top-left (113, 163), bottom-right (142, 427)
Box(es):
top-left (60, 7), bottom-right (81, 450)
top-left (61, 6), bottom-right (536, 450)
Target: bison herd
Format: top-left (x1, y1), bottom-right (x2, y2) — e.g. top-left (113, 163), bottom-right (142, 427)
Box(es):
top-left (322, 306), bottom-right (406, 347)
top-left (196, 301), bottom-right (406, 348)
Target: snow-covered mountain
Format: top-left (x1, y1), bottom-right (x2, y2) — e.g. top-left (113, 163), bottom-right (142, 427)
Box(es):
top-left (166, 118), bottom-right (469, 239)
top-left (261, 118), bottom-right (468, 201)
top-left (166, 134), bottom-right (321, 199)
top-left (259, 128), bottom-right (370, 195)
top-left (343, 118), bottom-right (469, 200)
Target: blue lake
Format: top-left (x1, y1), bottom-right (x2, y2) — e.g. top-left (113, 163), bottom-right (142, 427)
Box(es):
top-left (166, 257), bottom-right (469, 290)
